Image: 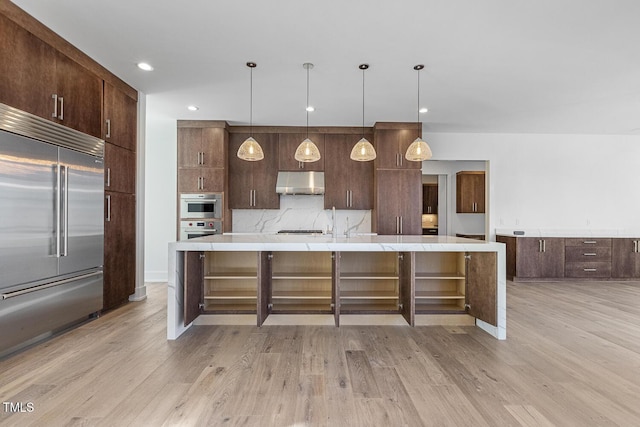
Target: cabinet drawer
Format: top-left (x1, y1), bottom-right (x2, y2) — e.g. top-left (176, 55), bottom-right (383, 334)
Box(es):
top-left (564, 262), bottom-right (611, 278)
top-left (565, 246), bottom-right (611, 262)
top-left (564, 238), bottom-right (611, 247)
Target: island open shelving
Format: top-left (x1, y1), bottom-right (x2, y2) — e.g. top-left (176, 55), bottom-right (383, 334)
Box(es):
top-left (169, 234), bottom-right (507, 340)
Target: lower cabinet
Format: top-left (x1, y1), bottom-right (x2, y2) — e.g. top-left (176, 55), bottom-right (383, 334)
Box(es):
top-left (497, 236), bottom-right (564, 280)
top-left (103, 192), bottom-right (136, 310)
top-left (612, 238), bottom-right (640, 279)
top-left (183, 250), bottom-right (498, 328)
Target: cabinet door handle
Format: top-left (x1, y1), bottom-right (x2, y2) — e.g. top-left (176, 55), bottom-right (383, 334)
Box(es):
top-left (539, 240), bottom-right (543, 252)
top-left (583, 253), bottom-right (597, 256)
top-left (396, 216), bottom-right (399, 234)
top-left (349, 190), bottom-right (353, 207)
top-left (52, 94), bottom-right (58, 118)
top-left (253, 189), bottom-right (257, 207)
top-left (106, 119), bottom-right (111, 138)
top-left (58, 97), bottom-right (64, 120)
top-left (106, 195), bottom-right (111, 222)
top-left (400, 216), bottom-right (403, 234)
top-left (635, 240), bottom-right (638, 253)
top-left (249, 190), bottom-right (253, 206)
top-left (584, 268), bottom-right (597, 272)
top-left (583, 241), bottom-right (597, 244)
top-left (346, 190), bottom-right (349, 207)
top-left (543, 239), bottom-right (546, 252)
top-left (201, 152), bottom-right (205, 165)
top-left (106, 167), bottom-right (111, 187)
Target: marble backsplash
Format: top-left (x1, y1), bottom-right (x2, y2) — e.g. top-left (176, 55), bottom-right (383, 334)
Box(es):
top-left (231, 195), bottom-right (372, 235)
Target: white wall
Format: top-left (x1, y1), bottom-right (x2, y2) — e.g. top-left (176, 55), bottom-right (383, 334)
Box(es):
top-left (425, 132), bottom-right (640, 239)
top-left (144, 96), bottom-right (177, 282)
top-left (143, 127), bottom-right (640, 281)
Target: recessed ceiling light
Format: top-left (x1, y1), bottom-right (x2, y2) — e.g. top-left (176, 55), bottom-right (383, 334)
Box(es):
top-left (137, 62), bottom-right (154, 71)
top-left (187, 105), bottom-right (199, 111)
top-left (419, 107), bottom-right (428, 113)
top-left (306, 106), bottom-right (315, 112)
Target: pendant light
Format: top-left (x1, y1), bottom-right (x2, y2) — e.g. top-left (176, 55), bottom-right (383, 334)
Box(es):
top-left (237, 62), bottom-right (264, 161)
top-left (295, 63), bottom-right (321, 162)
top-left (350, 64), bottom-right (376, 162)
top-left (405, 64), bottom-right (432, 161)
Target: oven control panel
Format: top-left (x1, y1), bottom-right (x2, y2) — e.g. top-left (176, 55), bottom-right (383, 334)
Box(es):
top-left (180, 220), bottom-right (219, 231)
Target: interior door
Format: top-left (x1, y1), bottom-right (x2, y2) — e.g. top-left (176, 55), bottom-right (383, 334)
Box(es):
top-left (0, 130), bottom-right (59, 289)
top-left (465, 252), bottom-right (497, 327)
top-left (184, 251), bottom-right (203, 326)
top-left (58, 147), bottom-right (104, 275)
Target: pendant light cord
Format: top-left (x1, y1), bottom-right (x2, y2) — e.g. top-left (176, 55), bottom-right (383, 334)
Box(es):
top-left (250, 66), bottom-right (253, 136)
top-left (416, 68), bottom-right (420, 123)
top-left (362, 67), bottom-right (365, 139)
top-left (306, 65), bottom-right (310, 139)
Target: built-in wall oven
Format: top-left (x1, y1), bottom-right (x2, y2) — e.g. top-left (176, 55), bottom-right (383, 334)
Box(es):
top-left (179, 193), bottom-right (222, 240)
top-left (180, 220), bottom-right (222, 240)
top-left (180, 193), bottom-right (222, 219)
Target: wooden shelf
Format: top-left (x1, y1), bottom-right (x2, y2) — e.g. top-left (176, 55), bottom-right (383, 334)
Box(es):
top-left (204, 291), bottom-right (257, 300)
top-left (202, 303), bottom-right (256, 313)
top-left (415, 273), bottom-right (464, 280)
top-left (272, 291), bottom-right (332, 300)
top-left (271, 303), bottom-right (332, 313)
top-left (415, 291), bottom-right (465, 300)
top-left (272, 272), bottom-right (332, 280)
top-left (415, 302), bottom-right (465, 313)
top-left (340, 302), bottom-right (400, 313)
top-left (340, 291), bottom-right (398, 300)
top-left (204, 272), bottom-right (257, 280)
top-left (340, 272), bottom-right (399, 280)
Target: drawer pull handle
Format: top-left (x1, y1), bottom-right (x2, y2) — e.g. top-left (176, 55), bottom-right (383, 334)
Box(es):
top-left (583, 241), bottom-right (597, 244)
top-left (584, 268), bottom-right (597, 272)
top-left (583, 253), bottom-right (597, 256)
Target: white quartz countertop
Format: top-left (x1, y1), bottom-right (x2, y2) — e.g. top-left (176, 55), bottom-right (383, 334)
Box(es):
top-left (495, 229), bottom-right (639, 238)
top-left (170, 234), bottom-right (504, 252)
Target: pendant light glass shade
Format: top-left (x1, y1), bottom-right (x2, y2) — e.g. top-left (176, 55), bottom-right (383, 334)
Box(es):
top-left (350, 137), bottom-right (376, 161)
top-left (296, 63), bottom-right (321, 163)
top-left (351, 64), bottom-right (376, 162)
top-left (405, 64), bottom-right (432, 162)
top-left (405, 137), bottom-right (432, 161)
top-left (238, 62), bottom-right (264, 161)
top-left (295, 138), bottom-right (321, 162)
top-left (237, 136), bottom-right (264, 161)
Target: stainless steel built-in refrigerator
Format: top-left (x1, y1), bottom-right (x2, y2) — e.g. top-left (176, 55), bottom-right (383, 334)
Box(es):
top-left (0, 103), bottom-right (104, 357)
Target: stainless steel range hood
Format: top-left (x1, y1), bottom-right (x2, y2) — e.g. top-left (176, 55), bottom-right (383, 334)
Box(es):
top-left (275, 171), bottom-right (325, 195)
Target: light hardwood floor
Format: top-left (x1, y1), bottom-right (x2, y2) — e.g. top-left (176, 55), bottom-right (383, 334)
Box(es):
top-left (1, 280), bottom-right (640, 426)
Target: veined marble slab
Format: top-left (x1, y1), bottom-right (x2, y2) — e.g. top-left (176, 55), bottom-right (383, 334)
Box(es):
top-left (495, 228), bottom-right (639, 238)
top-left (171, 233), bottom-right (503, 252)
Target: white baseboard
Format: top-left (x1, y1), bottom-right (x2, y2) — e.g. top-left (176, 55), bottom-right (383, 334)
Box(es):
top-left (145, 271), bottom-right (168, 282)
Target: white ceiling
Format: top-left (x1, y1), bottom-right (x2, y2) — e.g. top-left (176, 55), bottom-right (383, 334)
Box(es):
top-left (13, 0), bottom-right (640, 134)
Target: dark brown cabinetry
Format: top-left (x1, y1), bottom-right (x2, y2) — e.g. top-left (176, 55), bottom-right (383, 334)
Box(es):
top-left (422, 184), bottom-right (438, 214)
top-left (183, 249), bottom-right (498, 329)
top-left (278, 133), bottom-right (325, 171)
top-left (498, 236), bottom-right (564, 280)
top-left (103, 82), bottom-right (137, 151)
top-left (104, 192), bottom-right (136, 310)
top-left (612, 238), bottom-right (640, 278)
top-left (177, 122), bottom-right (227, 193)
top-left (564, 238), bottom-right (611, 278)
top-left (373, 123), bottom-right (422, 170)
top-left (228, 132), bottom-right (279, 209)
top-left (102, 84), bottom-right (137, 311)
top-left (0, 13), bottom-right (102, 138)
top-left (323, 133), bottom-right (373, 210)
top-left (456, 171), bottom-right (485, 213)
top-left (374, 169), bottom-right (422, 235)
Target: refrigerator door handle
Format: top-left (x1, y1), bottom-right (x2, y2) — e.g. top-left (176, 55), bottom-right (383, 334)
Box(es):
top-left (56, 164), bottom-right (62, 258)
top-left (63, 166), bottom-right (69, 256)
top-left (1, 270), bottom-right (103, 300)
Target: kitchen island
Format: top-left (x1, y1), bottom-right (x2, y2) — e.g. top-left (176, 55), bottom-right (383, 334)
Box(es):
top-left (168, 234), bottom-right (506, 339)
